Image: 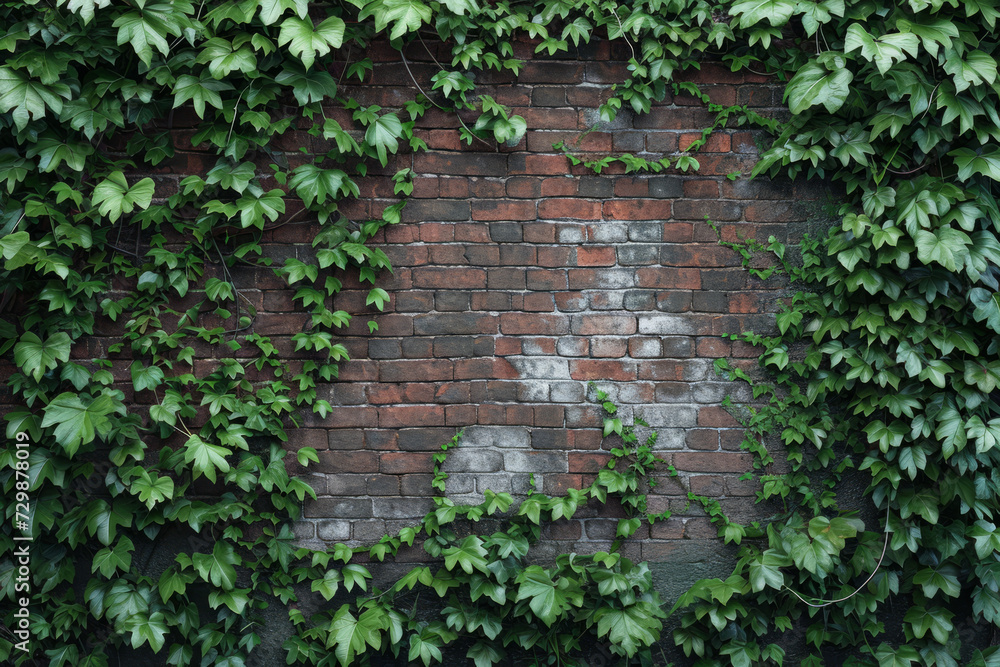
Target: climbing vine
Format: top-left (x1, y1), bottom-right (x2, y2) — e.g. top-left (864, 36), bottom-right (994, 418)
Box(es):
top-left (3, 0), bottom-right (1000, 664)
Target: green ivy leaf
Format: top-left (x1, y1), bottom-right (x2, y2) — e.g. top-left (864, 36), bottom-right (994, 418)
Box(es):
top-left (364, 112), bottom-right (403, 166)
top-left (328, 604), bottom-right (386, 667)
top-left (92, 171), bottom-right (155, 222)
top-left (92, 536), bottom-right (135, 578)
top-left (14, 331), bottom-right (70, 381)
top-left (112, 7), bottom-right (183, 67)
top-left (172, 74), bottom-right (234, 118)
top-left (183, 434), bottom-right (231, 483)
top-left (442, 535), bottom-right (489, 574)
top-left (729, 0), bottom-right (796, 27)
top-left (191, 541), bottom-right (240, 590)
top-left (0, 66), bottom-right (71, 130)
top-left (784, 61), bottom-right (853, 114)
top-left (361, 0), bottom-right (433, 40)
top-left (278, 16), bottom-right (345, 70)
top-left (594, 602), bottom-right (661, 657)
top-left (41, 392), bottom-right (116, 456)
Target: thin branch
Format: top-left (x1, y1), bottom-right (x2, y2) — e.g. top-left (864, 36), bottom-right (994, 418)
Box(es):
top-left (399, 48), bottom-right (495, 148)
top-left (783, 503), bottom-right (892, 609)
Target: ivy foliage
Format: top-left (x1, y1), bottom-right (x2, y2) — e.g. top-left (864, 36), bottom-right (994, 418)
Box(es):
top-left (0, 0), bottom-right (719, 663)
top-left (3, 0), bottom-right (1000, 663)
top-left (676, 0), bottom-right (1000, 665)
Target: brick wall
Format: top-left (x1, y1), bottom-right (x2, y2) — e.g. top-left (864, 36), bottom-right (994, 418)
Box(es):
top-left (269, 39), bottom-right (821, 557)
top-left (61, 38), bottom-right (823, 560)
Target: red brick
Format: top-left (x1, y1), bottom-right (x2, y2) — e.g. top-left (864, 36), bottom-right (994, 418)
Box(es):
top-left (689, 475), bottom-right (725, 496)
top-left (538, 198), bottom-right (602, 220)
top-left (439, 177), bottom-right (471, 198)
top-left (418, 223), bottom-right (455, 242)
top-left (572, 315), bottom-right (637, 336)
top-left (590, 338), bottom-right (628, 358)
top-left (541, 177), bottom-right (578, 196)
top-left (698, 406), bottom-right (741, 427)
top-left (381, 452), bottom-right (434, 474)
top-left (526, 269), bottom-right (568, 291)
top-left (663, 223), bottom-right (694, 242)
top-left (326, 407), bottom-right (378, 427)
top-left (445, 405), bottom-right (478, 425)
top-left (569, 452), bottom-right (611, 473)
top-left (499, 313), bottom-right (570, 335)
top-left (412, 267), bottom-right (486, 289)
top-left (523, 222), bottom-right (556, 243)
top-left (635, 268), bottom-right (701, 289)
top-left (380, 360), bottom-right (453, 382)
top-left (683, 180), bottom-right (721, 198)
top-left (679, 132), bottom-right (731, 153)
top-left (576, 246), bottom-right (617, 266)
top-left (379, 405), bottom-right (445, 428)
top-left (536, 247), bottom-right (571, 267)
top-left (453, 223), bottom-right (491, 242)
top-left (729, 293), bottom-right (760, 313)
top-left (516, 154), bottom-right (572, 175)
top-left (534, 405), bottom-right (565, 427)
top-left (569, 360), bottom-right (637, 381)
top-left (603, 200), bottom-right (672, 220)
top-left (696, 337), bottom-right (731, 357)
top-left (507, 177), bottom-right (541, 198)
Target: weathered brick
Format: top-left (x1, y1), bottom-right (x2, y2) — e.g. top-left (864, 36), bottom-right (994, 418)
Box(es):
top-left (381, 452), bottom-right (434, 474)
top-left (304, 497), bottom-right (373, 518)
top-left (673, 452), bottom-right (752, 473)
top-left (401, 199), bottom-right (470, 222)
top-left (472, 200), bottom-right (537, 221)
top-left (576, 246), bottom-right (617, 266)
top-left (441, 449), bottom-right (504, 472)
top-left (412, 267), bottom-right (487, 289)
top-left (380, 359), bottom-right (453, 382)
top-left (538, 198), bottom-right (602, 220)
top-left (415, 152), bottom-right (508, 176)
top-left (569, 359), bottom-right (637, 381)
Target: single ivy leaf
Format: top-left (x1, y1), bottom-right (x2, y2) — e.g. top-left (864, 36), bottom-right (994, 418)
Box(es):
top-left (0, 65), bottom-right (72, 132)
top-left (92, 536), bottom-right (134, 577)
top-left (183, 434), bottom-right (231, 483)
top-left (191, 541), bottom-right (239, 590)
top-left (92, 171), bottom-right (154, 222)
top-left (14, 331), bottom-right (70, 381)
top-left (60, 0), bottom-right (111, 23)
top-left (41, 391), bottom-right (115, 456)
top-left (844, 24), bottom-right (918, 74)
top-left (784, 61), bottom-right (853, 115)
top-left (442, 535), bottom-right (489, 574)
top-left (364, 112), bottom-right (402, 166)
top-left (311, 569), bottom-right (342, 600)
top-left (85, 499), bottom-right (132, 546)
top-left (363, 0), bottom-right (433, 39)
top-left (328, 604), bottom-right (385, 667)
top-left (943, 49), bottom-right (998, 92)
top-left (729, 0), bottom-right (796, 26)
top-left (594, 603), bottom-right (661, 657)
top-left (467, 641), bottom-right (503, 667)
top-left (278, 16), bottom-right (345, 70)
top-left (914, 227), bottom-right (970, 271)
top-left (112, 9), bottom-right (181, 67)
